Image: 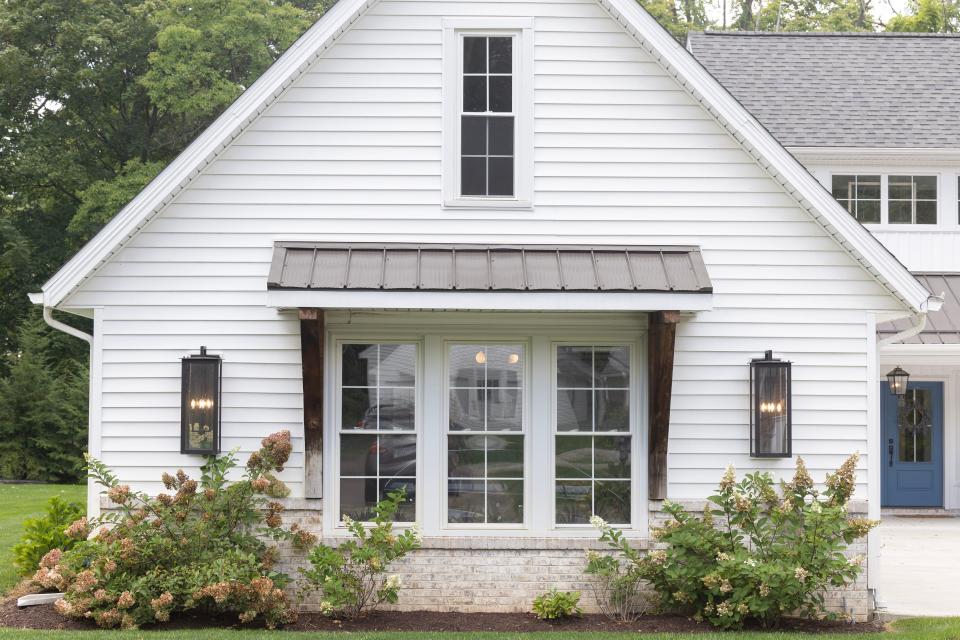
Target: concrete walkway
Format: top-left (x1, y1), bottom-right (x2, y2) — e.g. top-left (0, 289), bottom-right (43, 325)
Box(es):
top-left (876, 516), bottom-right (960, 617)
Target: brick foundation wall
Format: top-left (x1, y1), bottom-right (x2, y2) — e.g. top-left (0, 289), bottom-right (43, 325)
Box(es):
top-left (275, 498), bottom-right (873, 622)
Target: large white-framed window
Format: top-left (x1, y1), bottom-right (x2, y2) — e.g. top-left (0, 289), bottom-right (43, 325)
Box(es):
top-left (334, 341), bottom-right (419, 524)
top-left (553, 345), bottom-right (634, 527)
top-left (442, 18), bottom-right (533, 209)
top-left (444, 343), bottom-right (528, 527)
top-left (323, 315), bottom-right (646, 537)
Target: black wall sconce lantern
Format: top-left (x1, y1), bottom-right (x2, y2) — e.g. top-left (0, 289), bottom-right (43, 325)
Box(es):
top-left (181, 346), bottom-right (221, 455)
top-left (750, 350), bottom-right (792, 458)
top-left (886, 366), bottom-right (910, 399)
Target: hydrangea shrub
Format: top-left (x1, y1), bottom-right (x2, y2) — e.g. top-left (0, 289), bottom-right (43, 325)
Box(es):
top-left (300, 489), bottom-right (420, 619)
top-left (34, 431), bottom-right (316, 629)
top-left (588, 454), bottom-right (876, 629)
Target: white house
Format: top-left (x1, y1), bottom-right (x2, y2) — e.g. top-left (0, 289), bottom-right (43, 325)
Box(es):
top-left (31, 3), bottom-right (941, 619)
top-left (689, 31), bottom-right (960, 513)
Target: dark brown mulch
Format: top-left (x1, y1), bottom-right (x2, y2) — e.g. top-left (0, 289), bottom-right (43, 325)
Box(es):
top-left (0, 595), bottom-right (884, 634)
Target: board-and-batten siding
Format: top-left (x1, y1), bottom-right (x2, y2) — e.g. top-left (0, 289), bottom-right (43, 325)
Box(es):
top-left (66, 0), bottom-right (903, 498)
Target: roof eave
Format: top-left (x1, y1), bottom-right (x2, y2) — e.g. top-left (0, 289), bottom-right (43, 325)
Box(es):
top-left (599, 0), bottom-right (930, 313)
top-left (42, 0), bottom-right (931, 314)
top-left (41, 0), bottom-right (378, 307)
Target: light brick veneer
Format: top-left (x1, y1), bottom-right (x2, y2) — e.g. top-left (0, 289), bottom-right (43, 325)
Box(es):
top-left (274, 498), bottom-right (873, 622)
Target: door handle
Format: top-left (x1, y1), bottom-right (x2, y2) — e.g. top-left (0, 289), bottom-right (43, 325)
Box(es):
top-left (888, 438), bottom-right (894, 467)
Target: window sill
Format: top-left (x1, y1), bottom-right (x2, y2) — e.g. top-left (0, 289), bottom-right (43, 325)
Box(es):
top-left (320, 534), bottom-right (651, 551)
top-left (443, 198), bottom-right (533, 211)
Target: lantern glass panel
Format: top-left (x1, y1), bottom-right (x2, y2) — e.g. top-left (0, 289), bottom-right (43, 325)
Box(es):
top-left (752, 360), bottom-right (791, 457)
top-left (182, 357), bottom-right (220, 453)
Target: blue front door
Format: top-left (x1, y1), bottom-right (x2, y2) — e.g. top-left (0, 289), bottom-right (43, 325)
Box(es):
top-left (882, 381), bottom-right (944, 508)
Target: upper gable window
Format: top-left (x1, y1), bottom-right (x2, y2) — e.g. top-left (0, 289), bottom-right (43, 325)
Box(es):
top-left (889, 175), bottom-right (937, 224)
top-left (461, 36), bottom-right (515, 198)
top-left (443, 19), bottom-right (532, 208)
top-left (832, 175), bottom-right (880, 224)
top-left (830, 173), bottom-right (940, 226)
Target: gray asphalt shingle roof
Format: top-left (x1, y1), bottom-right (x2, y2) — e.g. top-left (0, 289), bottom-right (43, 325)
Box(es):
top-left (687, 31), bottom-right (960, 148)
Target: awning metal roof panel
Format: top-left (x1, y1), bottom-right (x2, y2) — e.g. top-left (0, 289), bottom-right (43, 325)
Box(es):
top-left (268, 243), bottom-right (713, 294)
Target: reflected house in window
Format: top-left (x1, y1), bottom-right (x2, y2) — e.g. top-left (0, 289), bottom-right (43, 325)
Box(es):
top-left (339, 343), bottom-right (417, 522)
top-left (447, 345), bottom-right (525, 525)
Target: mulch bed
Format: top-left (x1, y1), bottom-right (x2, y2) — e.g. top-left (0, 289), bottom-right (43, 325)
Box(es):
top-left (0, 595), bottom-right (884, 634)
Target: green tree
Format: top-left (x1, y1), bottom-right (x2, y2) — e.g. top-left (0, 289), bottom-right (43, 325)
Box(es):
top-left (0, 0), bottom-right (330, 480)
top-left (639, 0), bottom-right (715, 41)
top-left (0, 311), bottom-right (89, 482)
top-left (754, 0), bottom-right (875, 30)
top-left (887, 0), bottom-right (960, 31)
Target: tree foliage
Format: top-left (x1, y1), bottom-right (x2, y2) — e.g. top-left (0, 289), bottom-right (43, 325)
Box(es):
top-left (886, 0), bottom-right (960, 32)
top-left (0, 0), bottom-right (329, 481)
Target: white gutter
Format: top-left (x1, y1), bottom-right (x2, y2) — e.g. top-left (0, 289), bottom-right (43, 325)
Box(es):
top-left (29, 293), bottom-right (93, 344)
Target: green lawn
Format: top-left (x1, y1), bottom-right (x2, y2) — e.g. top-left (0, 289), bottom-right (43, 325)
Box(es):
top-left (0, 619), bottom-right (957, 639)
top-left (0, 483), bottom-right (86, 591)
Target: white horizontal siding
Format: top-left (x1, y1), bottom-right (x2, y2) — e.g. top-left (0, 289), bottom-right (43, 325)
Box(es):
top-left (68, 0), bottom-right (905, 499)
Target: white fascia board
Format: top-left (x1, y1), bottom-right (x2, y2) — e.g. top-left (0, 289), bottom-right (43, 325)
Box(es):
top-left (265, 290), bottom-right (714, 312)
top-left (28, 292), bottom-right (43, 305)
top-left (789, 146), bottom-right (960, 166)
top-left (599, 0), bottom-right (932, 314)
top-left (39, 0), bottom-right (377, 307)
top-left (42, 0), bottom-right (931, 314)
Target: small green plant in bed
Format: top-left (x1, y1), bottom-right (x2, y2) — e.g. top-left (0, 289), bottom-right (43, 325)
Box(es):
top-left (532, 589), bottom-right (583, 620)
top-left (300, 489), bottom-right (420, 620)
top-left (32, 431), bottom-right (315, 629)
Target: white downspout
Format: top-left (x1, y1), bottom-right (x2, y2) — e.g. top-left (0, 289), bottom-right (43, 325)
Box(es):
top-left (42, 306), bottom-right (92, 345)
top-left (877, 292), bottom-right (944, 348)
top-left (877, 313), bottom-right (927, 347)
top-left (30, 294), bottom-right (99, 517)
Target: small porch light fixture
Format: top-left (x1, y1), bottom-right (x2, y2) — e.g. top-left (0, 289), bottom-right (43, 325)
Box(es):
top-left (750, 350), bottom-right (792, 458)
top-left (181, 346), bottom-right (221, 455)
top-left (886, 366), bottom-right (910, 398)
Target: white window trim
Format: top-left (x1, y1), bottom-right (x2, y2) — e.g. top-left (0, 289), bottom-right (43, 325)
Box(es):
top-left (322, 314), bottom-right (648, 538)
top-left (442, 17), bottom-right (534, 209)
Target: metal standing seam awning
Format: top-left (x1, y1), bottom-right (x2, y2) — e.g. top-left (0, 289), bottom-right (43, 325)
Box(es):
top-left (266, 243), bottom-right (714, 311)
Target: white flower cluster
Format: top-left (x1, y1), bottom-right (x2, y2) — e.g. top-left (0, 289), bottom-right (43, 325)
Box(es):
top-left (385, 574), bottom-right (402, 590)
top-left (589, 515), bottom-right (607, 529)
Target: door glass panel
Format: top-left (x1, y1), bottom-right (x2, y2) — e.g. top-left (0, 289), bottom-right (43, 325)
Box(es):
top-left (898, 388), bottom-right (932, 463)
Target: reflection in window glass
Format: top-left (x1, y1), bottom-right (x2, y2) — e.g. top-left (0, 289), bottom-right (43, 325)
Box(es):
top-left (447, 344), bottom-right (525, 524)
top-left (898, 387), bottom-right (932, 463)
top-left (831, 174), bottom-right (880, 224)
top-left (889, 175), bottom-right (937, 224)
top-left (339, 344), bottom-right (417, 522)
top-left (555, 346), bottom-right (631, 525)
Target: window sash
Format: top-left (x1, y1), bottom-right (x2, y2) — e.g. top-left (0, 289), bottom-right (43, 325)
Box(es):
top-left (888, 175), bottom-right (937, 224)
top-left (458, 33), bottom-right (517, 199)
top-left (553, 344), bottom-right (634, 528)
top-left (336, 341), bottom-right (419, 524)
top-left (445, 342), bottom-right (528, 527)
